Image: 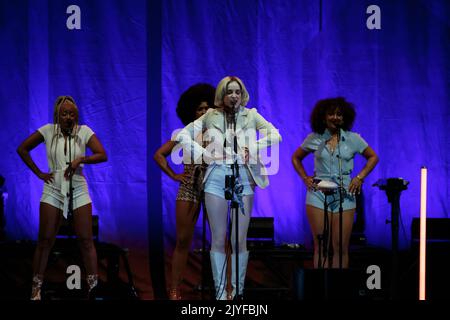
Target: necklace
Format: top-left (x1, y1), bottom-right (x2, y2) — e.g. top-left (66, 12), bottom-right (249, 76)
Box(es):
top-left (327, 134), bottom-right (338, 153)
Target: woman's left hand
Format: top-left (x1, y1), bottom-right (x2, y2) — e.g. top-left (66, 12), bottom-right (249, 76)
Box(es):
top-left (348, 177), bottom-right (363, 195)
top-left (64, 158), bottom-right (82, 179)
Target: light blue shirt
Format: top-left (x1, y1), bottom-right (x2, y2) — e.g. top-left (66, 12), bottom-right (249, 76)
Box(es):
top-left (301, 129), bottom-right (368, 186)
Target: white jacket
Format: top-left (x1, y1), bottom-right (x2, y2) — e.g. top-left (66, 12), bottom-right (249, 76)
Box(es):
top-left (175, 106), bottom-right (282, 188)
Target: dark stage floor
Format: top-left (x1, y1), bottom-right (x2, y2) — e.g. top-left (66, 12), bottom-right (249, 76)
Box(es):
top-left (1, 240), bottom-right (449, 300)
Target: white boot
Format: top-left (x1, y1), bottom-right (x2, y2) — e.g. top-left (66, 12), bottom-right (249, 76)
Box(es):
top-left (210, 251), bottom-right (228, 300)
top-left (231, 251), bottom-right (249, 299)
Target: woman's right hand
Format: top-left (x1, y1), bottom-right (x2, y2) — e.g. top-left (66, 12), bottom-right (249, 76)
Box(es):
top-left (302, 176), bottom-right (317, 191)
top-left (173, 173), bottom-right (190, 184)
top-left (38, 172), bottom-right (54, 184)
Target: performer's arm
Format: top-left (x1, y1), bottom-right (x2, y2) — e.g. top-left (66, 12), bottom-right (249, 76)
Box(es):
top-left (82, 134), bottom-right (108, 164)
top-left (292, 146), bottom-right (315, 190)
top-left (348, 146), bottom-right (379, 194)
top-left (17, 131), bottom-right (53, 183)
top-left (153, 140), bottom-right (189, 184)
top-left (65, 134), bottom-right (107, 178)
top-left (254, 110), bottom-right (282, 149)
top-left (175, 117), bottom-right (208, 164)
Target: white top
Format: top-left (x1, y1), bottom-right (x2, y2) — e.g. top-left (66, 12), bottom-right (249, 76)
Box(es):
top-left (38, 124), bottom-right (94, 218)
top-left (38, 124), bottom-right (95, 171)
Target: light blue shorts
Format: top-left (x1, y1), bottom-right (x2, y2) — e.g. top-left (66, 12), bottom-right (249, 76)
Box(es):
top-left (306, 189), bottom-right (356, 213)
top-left (204, 165), bottom-right (255, 199)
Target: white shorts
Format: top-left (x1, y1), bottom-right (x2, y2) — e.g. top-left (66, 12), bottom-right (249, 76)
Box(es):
top-left (40, 172), bottom-right (91, 217)
top-left (204, 164), bottom-right (255, 199)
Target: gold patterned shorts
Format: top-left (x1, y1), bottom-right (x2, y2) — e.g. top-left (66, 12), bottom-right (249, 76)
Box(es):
top-left (176, 164), bottom-right (207, 204)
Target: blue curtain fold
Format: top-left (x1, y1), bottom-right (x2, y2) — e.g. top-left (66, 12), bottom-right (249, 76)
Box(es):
top-left (0, 0), bottom-right (448, 280)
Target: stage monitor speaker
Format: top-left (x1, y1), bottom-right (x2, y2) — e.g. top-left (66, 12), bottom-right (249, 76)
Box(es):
top-left (411, 218), bottom-right (450, 241)
top-left (293, 268), bottom-right (385, 300)
top-left (411, 218), bottom-right (450, 299)
top-left (247, 217), bottom-right (274, 248)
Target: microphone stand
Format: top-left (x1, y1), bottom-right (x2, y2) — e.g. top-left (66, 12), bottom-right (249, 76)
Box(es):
top-left (231, 108), bottom-right (241, 301)
top-left (317, 184), bottom-right (330, 270)
top-left (223, 103), bottom-right (242, 300)
top-left (318, 189), bottom-right (331, 299)
top-left (198, 121), bottom-right (208, 300)
top-left (65, 130), bottom-right (75, 241)
top-left (336, 128), bottom-right (344, 270)
top-left (373, 178), bottom-right (409, 300)
top-left (201, 192), bottom-right (207, 300)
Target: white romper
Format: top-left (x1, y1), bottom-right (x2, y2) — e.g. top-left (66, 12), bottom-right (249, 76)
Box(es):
top-left (38, 124), bottom-right (94, 218)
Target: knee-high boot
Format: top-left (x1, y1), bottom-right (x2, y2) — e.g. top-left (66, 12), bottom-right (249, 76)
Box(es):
top-left (231, 251), bottom-right (249, 299)
top-left (210, 251), bottom-right (228, 300)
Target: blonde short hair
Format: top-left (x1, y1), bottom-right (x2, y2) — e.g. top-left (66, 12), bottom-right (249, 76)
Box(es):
top-left (214, 76), bottom-right (250, 107)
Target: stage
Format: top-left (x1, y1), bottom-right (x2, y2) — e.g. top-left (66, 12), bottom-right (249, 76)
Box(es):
top-left (0, 0), bottom-right (449, 304)
top-left (1, 239), bottom-right (449, 300)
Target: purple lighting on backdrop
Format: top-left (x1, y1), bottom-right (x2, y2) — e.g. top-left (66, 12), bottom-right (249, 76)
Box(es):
top-left (0, 0), bottom-right (448, 261)
top-left (161, 0), bottom-right (449, 250)
top-left (0, 0), bottom-right (148, 251)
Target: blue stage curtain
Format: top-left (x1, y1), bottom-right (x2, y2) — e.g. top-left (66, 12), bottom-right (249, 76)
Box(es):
top-left (0, 0), bottom-right (151, 296)
top-left (161, 0), bottom-right (450, 250)
top-left (0, 1), bottom-right (448, 270)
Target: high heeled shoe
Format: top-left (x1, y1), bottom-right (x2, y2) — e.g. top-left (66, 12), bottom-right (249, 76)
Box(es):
top-left (87, 274), bottom-right (98, 291)
top-left (168, 288), bottom-right (181, 300)
top-left (87, 274), bottom-right (98, 299)
top-left (30, 275), bottom-right (43, 301)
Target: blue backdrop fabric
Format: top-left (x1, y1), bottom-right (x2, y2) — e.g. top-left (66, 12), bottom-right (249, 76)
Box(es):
top-left (0, 0), bottom-right (449, 265)
top-left (0, 0), bottom-right (148, 251)
top-left (161, 0), bottom-right (449, 249)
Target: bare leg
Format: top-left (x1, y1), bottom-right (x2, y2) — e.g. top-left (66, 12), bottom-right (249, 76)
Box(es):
top-left (306, 205), bottom-right (332, 269)
top-left (170, 200), bottom-right (200, 297)
top-left (331, 209), bottom-right (355, 268)
top-left (31, 202), bottom-right (63, 299)
top-left (73, 203), bottom-right (98, 290)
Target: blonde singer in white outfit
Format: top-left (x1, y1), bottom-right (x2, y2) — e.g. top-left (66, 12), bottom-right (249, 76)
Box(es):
top-left (17, 96), bottom-right (107, 300)
top-left (176, 76), bottom-right (282, 300)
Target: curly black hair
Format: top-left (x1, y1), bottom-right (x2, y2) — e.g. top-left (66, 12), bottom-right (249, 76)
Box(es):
top-left (310, 97), bottom-right (356, 133)
top-left (176, 83), bottom-right (216, 125)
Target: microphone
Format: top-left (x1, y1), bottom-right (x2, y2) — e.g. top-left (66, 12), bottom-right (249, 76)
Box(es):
top-left (230, 100), bottom-right (238, 112)
top-left (334, 122), bottom-right (345, 141)
top-left (64, 123), bottom-right (75, 138)
top-left (334, 121), bottom-right (343, 129)
top-left (224, 100), bottom-right (237, 115)
top-left (225, 101), bottom-right (238, 129)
